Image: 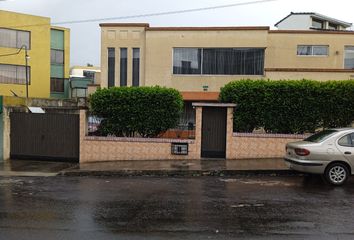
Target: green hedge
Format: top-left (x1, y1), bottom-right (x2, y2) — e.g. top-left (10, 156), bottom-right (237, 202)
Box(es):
top-left (89, 86), bottom-right (183, 137)
top-left (220, 79), bottom-right (354, 134)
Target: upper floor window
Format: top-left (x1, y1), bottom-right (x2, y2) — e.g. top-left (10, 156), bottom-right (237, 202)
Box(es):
top-left (51, 49), bottom-right (64, 64)
top-left (173, 48), bottom-right (264, 75)
top-left (173, 48), bottom-right (201, 74)
top-left (344, 46), bottom-right (354, 69)
top-left (312, 18), bottom-right (324, 29)
top-left (328, 23), bottom-right (338, 30)
top-left (0, 64), bottom-right (30, 85)
top-left (0, 28), bottom-right (30, 49)
top-left (297, 45), bottom-right (329, 56)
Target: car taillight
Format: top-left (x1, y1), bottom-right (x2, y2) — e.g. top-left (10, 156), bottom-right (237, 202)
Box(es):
top-left (295, 148), bottom-right (310, 156)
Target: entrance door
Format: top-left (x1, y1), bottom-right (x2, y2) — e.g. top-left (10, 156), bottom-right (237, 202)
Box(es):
top-left (201, 107), bottom-right (227, 158)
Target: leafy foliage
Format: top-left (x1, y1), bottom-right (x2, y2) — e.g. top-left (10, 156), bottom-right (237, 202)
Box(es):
top-left (89, 86), bottom-right (183, 137)
top-left (220, 79), bottom-right (354, 134)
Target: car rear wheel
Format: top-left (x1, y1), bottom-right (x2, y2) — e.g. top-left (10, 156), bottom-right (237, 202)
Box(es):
top-left (324, 163), bottom-right (349, 186)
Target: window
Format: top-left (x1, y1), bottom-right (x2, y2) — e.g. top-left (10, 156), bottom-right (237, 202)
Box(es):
top-left (83, 70), bottom-right (95, 79)
top-left (173, 48), bottom-right (264, 75)
top-left (173, 48), bottom-right (201, 74)
top-left (328, 23), bottom-right (338, 30)
top-left (0, 28), bottom-right (30, 49)
top-left (297, 45), bottom-right (329, 56)
top-left (344, 46), bottom-right (354, 69)
top-left (120, 48), bottom-right (127, 86)
top-left (51, 49), bottom-right (64, 64)
top-left (107, 48), bottom-right (115, 87)
top-left (304, 130), bottom-right (338, 143)
top-left (312, 18), bottom-right (324, 29)
top-left (0, 64), bottom-right (30, 85)
top-left (338, 134), bottom-right (354, 147)
top-left (50, 78), bottom-right (64, 92)
top-left (132, 48), bottom-right (140, 86)
top-left (203, 48), bottom-right (264, 75)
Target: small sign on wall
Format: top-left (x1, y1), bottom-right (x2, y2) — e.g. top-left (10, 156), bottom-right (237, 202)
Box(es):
top-left (171, 143), bottom-right (188, 155)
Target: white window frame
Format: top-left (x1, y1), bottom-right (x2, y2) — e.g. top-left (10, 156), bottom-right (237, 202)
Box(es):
top-left (297, 45), bottom-right (329, 57)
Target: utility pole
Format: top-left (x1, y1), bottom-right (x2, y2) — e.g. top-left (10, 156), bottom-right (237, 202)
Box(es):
top-left (24, 45), bottom-right (29, 99)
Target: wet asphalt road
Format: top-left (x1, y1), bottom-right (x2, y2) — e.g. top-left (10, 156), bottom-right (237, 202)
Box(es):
top-left (1, 175), bottom-right (354, 240)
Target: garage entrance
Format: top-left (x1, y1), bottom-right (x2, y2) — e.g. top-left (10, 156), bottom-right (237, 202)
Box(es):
top-left (10, 112), bottom-right (79, 162)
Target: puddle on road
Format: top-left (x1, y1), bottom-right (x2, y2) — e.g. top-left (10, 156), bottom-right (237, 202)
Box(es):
top-left (219, 178), bottom-right (296, 187)
top-left (230, 203), bottom-right (265, 208)
top-left (0, 179), bottom-right (25, 186)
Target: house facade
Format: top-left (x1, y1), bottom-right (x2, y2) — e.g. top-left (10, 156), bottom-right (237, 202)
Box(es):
top-left (0, 10), bottom-right (70, 99)
top-left (275, 12), bottom-right (352, 31)
top-left (100, 23), bottom-right (354, 103)
top-left (69, 66), bottom-right (101, 98)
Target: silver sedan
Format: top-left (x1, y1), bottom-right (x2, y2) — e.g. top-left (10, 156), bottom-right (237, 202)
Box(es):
top-left (284, 128), bottom-right (354, 185)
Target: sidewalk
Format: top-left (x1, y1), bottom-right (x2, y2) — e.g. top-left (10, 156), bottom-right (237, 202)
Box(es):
top-left (0, 160), bottom-right (77, 177)
top-left (0, 158), bottom-right (295, 177)
top-left (60, 158), bottom-right (295, 177)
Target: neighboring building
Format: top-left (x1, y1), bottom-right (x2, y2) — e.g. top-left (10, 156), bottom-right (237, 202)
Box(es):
top-left (275, 12), bottom-right (352, 31)
top-left (69, 66), bottom-right (100, 98)
top-left (50, 27), bottom-right (70, 99)
top-left (0, 10), bottom-right (70, 99)
top-left (100, 22), bottom-right (354, 125)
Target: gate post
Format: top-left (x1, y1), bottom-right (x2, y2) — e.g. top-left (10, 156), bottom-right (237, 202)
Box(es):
top-left (225, 106), bottom-right (235, 160)
top-left (194, 106), bottom-right (202, 160)
top-left (3, 107), bottom-right (10, 161)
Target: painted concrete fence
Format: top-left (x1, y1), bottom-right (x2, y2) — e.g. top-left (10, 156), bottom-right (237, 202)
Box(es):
top-left (80, 106), bottom-right (306, 163)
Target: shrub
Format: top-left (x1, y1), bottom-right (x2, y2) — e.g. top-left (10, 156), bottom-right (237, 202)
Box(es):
top-left (89, 86), bottom-right (183, 137)
top-left (220, 79), bottom-right (354, 134)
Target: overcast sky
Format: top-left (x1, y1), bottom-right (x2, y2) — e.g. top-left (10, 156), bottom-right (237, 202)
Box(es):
top-left (1, 0), bottom-right (353, 66)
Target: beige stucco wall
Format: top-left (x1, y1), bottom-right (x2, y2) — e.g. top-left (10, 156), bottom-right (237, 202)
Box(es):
top-left (101, 26), bottom-right (146, 88)
top-left (266, 32), bottom-right (354, 69)
top-left (100, 25), bottom-right (354, 94)
top-left (145, 30), bottom-right (268, 92)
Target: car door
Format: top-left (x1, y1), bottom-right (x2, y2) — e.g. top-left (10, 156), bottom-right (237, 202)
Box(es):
top-left (336, 133), bottom-right (354, 165)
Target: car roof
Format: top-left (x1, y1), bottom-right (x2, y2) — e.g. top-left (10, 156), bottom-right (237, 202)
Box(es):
top-left (329, 128), bottom-right (354, 133)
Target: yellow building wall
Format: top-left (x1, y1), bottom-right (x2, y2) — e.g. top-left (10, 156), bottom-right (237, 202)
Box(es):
top-left (0, 10), bottom-right (51, 98)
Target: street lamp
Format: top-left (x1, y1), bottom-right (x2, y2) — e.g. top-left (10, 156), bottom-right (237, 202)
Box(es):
top-left (23, 45), bottom-right (30, 99)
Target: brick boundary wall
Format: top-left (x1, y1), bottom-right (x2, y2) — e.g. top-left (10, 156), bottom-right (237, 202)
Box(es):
top-left (229, 132), bottom-right (310, 159)
top-left (79, 109), bottom-right (311, 162)
top-left (79, 110), bottom-right (202, 163)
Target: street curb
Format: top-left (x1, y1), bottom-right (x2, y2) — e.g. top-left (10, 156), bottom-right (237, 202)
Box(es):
top-left (59, 169), bottom-right (303, 177)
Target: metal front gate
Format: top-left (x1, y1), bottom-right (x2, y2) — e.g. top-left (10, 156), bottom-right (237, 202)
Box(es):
top-left (201, 107), bottom-right (227, 158)
top-left (10, 112), bottom-right (79, 162)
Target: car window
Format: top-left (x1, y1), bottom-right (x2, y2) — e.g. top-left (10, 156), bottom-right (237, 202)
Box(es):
top-left (304, 130), bottom-right (338, 143)
top-left (338, 134), bottom-right (353, 147)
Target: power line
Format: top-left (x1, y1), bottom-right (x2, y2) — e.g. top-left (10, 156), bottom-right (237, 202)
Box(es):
top-left (0, 47), bottom-right (25, 57)
top-left (53, 0), bottom-right (277, 25)
top-left (3, 0), bottom-right (277, 28)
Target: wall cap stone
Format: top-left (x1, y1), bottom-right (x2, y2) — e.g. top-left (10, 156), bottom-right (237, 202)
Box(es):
top-left (233, 132), bottom-right (309, 139)
top-left (84, 136), bottom-right (195, 143)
